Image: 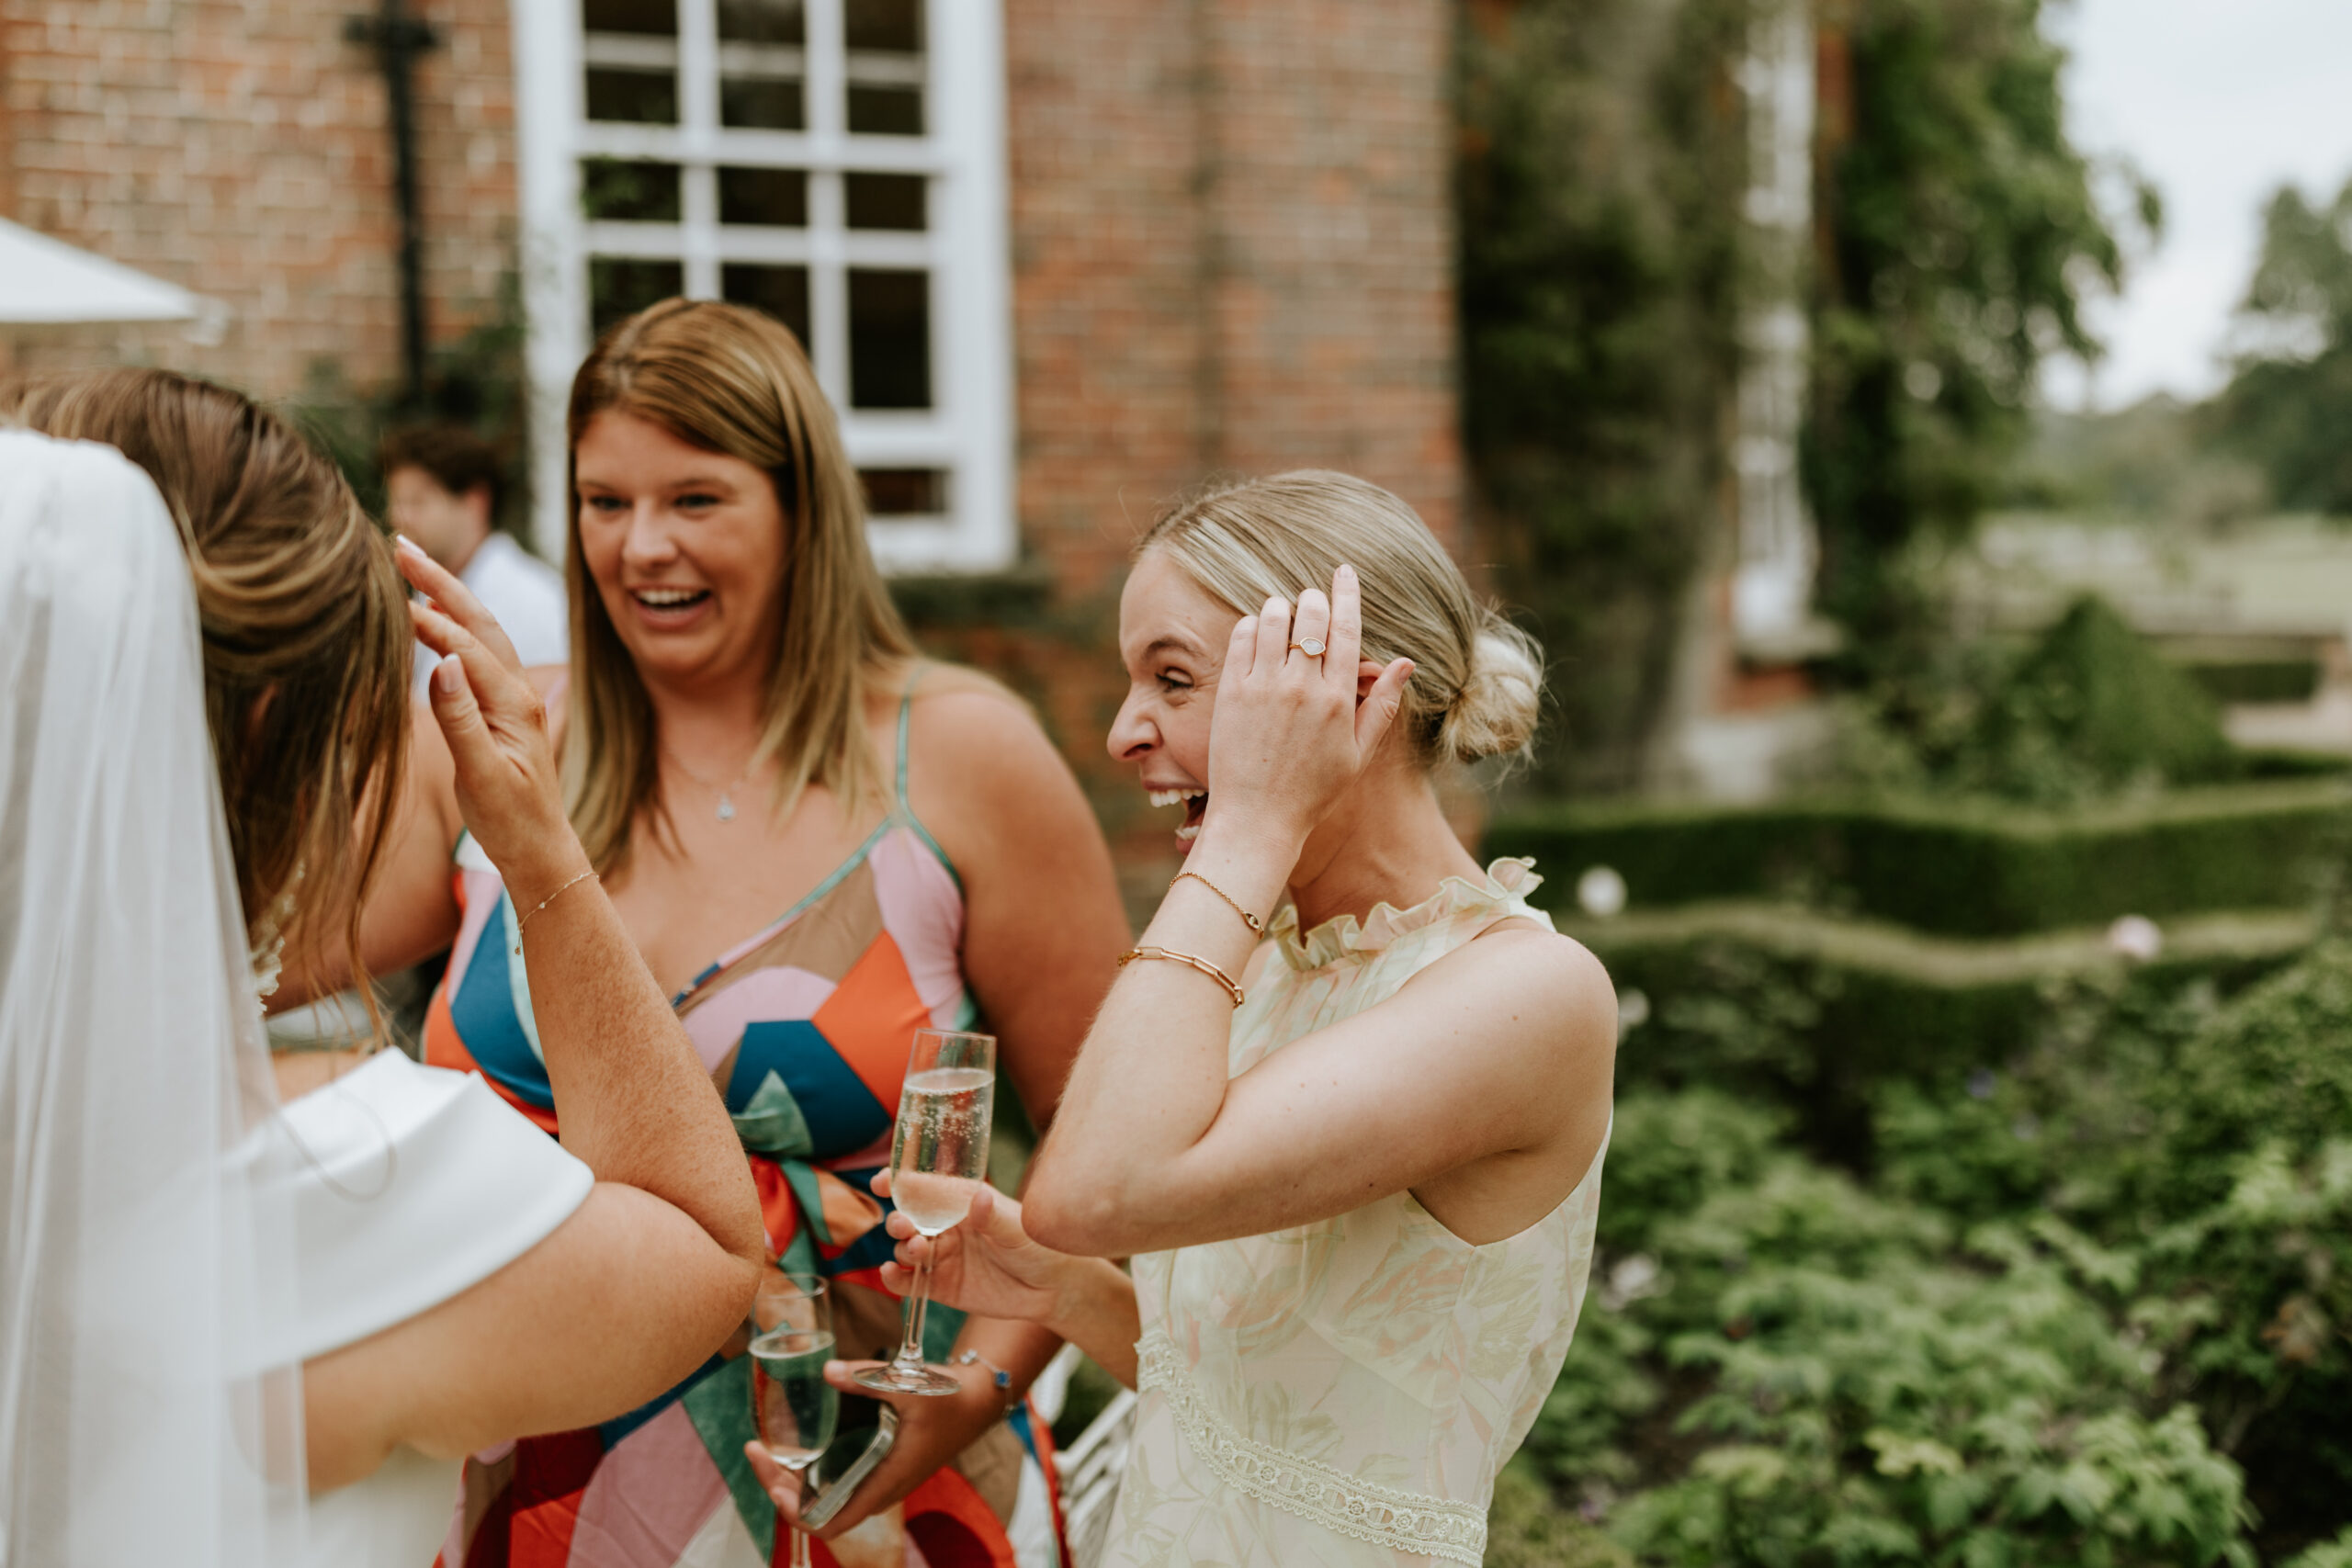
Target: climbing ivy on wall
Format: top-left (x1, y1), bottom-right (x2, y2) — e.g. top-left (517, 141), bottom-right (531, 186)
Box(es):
top-left (1804, 0), bottom-right (2145, 644)
top-left (1457, 0), bottom-right (1749, 793)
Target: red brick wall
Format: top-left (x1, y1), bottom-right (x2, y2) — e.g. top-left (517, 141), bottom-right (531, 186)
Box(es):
top-left (3, 0), bottom-right (1467, 914)
top-left (0, 0), bottom-right (517, 395)
top-left (989, 0), bottom-right (1464, 906)
top-left (1004, 0), bottom-right (1463, 602)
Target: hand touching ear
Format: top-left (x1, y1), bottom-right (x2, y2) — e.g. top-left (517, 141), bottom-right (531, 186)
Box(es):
top-left (1203, 564), bottom-right (1413, 848)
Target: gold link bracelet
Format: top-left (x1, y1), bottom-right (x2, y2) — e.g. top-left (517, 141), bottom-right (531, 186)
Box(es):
top-left (1119, 945), bottom-right (1245, 1007)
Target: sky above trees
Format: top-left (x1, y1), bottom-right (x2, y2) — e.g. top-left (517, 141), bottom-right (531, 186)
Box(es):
top-left (2041, 0), bottom-right (2352, 411)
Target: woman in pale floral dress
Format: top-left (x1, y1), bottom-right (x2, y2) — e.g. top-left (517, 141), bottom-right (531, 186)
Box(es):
top-left (752, 471), bottom-right (1620, 1566)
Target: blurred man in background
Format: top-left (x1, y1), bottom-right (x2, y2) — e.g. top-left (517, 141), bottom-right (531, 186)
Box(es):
top-left (382, 425), bottom-right (568, 693)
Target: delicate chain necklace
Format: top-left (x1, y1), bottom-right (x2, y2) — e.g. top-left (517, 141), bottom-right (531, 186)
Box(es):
top-left (662, 741), bottom-right (757, 823)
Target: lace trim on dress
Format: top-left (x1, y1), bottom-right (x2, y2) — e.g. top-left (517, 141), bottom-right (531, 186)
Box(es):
top-left (1136, 1330), bottom-right (1487, 1566)
top-left (1271, 857), bottom-right (1544, 972)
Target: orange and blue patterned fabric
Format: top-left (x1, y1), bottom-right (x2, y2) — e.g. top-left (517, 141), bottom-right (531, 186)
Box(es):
top-left (425, 684), bottom-right (1064, 1568)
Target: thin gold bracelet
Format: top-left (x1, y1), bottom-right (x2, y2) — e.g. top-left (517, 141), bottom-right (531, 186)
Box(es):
top-left (516, 867), bottom-right (597, 936)
top-left (1169, 870), bottom-right (1265, 935)
top-left (1119, 945), bottom-right (1245, 1008)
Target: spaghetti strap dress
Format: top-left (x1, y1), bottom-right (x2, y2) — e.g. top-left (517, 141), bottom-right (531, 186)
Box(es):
top-left (424, 679), bottom-right (1065, 1568)
top-left (1103, 859), bottom-right (1608, 1568)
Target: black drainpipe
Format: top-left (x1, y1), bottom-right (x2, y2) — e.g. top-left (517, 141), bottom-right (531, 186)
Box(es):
top-left (347, 0), bottom-right (439, 412)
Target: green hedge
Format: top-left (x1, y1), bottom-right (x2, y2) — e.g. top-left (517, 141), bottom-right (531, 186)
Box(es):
top-left (2178, 655), bottom-right (2324, 705)
top-left (1487, 779), bottom-right (2351, 937)
top-left (1566, 903), bottom-right (2316, 1159)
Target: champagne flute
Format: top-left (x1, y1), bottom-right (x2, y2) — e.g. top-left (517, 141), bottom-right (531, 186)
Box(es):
top-left (749, 1269), bottom-right (834, 1568)
top-left (855, 1028), bottom-right (997, 1396)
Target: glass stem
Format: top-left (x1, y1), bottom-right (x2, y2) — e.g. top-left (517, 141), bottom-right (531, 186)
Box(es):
top-left (790, 1523), bottom-right (811, 1568)
top-left (894, 1252), bottom-right (933, 1370)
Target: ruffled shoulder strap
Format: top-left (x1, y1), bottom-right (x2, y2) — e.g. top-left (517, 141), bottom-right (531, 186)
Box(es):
top-left (1272, 857), bottom-right (1547, 971)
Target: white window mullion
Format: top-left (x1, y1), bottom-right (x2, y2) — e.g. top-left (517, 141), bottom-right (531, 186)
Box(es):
top-left (677, 0), bottom-right (718, 138)
top-left (677, 0), bottom-right (719, 298)
top-left (808, 171), bottom-right (849, 408)
top-left (682, 168), bottom-right (719, 299)
top-left (806, 0), bottom-right (845, 146)
top-left (921, 0), bottom-right (1014, 570)
top-left (514, 0), bottom-right (587, 559)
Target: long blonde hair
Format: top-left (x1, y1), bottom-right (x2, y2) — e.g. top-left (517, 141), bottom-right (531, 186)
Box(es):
top-left (562, 299), bottom-right (916, 871)
top-left (1, 368), bottom-right (413, 993)
top-left (1138, 471), bottom-right (1544, 767)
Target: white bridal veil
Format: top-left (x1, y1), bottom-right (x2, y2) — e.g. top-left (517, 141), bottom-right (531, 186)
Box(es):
top-left (0, 430), bottom-right (308, 1564)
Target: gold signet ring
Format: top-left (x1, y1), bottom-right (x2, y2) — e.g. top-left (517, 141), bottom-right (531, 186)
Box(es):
top-left (1289, 638), bottom-right (1327, 658)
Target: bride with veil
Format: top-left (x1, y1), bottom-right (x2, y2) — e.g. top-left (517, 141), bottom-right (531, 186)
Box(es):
top-left (0, 370), bottom-right (764, 1566)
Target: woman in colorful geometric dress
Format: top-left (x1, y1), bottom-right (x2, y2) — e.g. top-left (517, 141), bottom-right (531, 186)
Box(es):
top-left (312, 301), bottom-right (1129, 1566)
top-left (802, 472), bottom-right (1620, 1567)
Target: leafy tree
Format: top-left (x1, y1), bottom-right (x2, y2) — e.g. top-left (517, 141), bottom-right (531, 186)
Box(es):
top-left (1457, 0), bottom-right (1747, 791)
top-left (2212, 176), bottom-right (2352, 517)
top-left (1804, 0), bottom-right (2148, 642)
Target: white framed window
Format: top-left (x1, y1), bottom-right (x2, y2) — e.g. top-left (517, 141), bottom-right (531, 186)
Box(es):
top-left (511, 0), bottom-right (1014, 572)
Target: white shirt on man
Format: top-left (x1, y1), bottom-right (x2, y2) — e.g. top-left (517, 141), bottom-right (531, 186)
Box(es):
top-left (411, 532), bottom-right (570, 697)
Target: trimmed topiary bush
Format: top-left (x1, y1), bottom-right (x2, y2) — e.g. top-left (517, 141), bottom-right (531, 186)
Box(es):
top-left (1967, 594), bottom-right (2237, 795)
top-left (1489, 779), bottom-right (2350, 938)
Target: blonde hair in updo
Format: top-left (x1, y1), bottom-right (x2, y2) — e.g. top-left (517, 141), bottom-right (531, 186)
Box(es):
top-left (1136, 471), bottom-right (1544, 767)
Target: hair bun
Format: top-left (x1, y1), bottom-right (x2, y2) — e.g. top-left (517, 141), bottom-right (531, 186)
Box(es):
top-left (1437, 620), bottom-right (1543, 765)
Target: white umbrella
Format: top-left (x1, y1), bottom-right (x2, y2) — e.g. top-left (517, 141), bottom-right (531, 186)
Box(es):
top-left (0, 218), bottom-right (203, 324)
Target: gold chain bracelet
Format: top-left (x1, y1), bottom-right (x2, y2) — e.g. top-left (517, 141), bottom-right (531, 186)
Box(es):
top-left (512, 866), bottom-right (598, 957)
top-left (1119, 945), bottom-right (1245, 1008)
top-left (1169, 870), bottom-right (1265, 935)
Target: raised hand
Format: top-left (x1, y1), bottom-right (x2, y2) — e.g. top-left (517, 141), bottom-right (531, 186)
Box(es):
top-left (395, 536), bottom-right (588, 903)
top-left (1203, 564), bottom-right (1415, 852)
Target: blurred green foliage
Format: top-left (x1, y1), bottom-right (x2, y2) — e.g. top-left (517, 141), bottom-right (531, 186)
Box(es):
top-left (1847, 594), bottom-right (2246, 806)
top-left (1456, 0), bottom-right (1747, 791)
top-left (283, 273), bottom-right (535, 539)
top-left (1510, 939), bottom-right (2352, 1562)
top-left (1490, 778), bottom-right (2346, 937)
top-left (1954, 596), bottom-right (2233, 798)
top-left (1804, 0), bottom-right (2146, 644)
top-left (2213, 175), bottom-right (2352, 518)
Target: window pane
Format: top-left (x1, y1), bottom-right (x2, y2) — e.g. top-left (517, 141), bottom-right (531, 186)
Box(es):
top-left (591, 258), bottom-right (683, 336)
top-left (848, 268), bottom-right (931, 410)
top-left (718, 166), bottom-right (808, 227)
top-left (720, 73), bottom-right (805, 130)
top-left (582, 0), bottom-right (674, 35)
top-left (844, 173), bottom-right (924, 231)
top-left (717, 0), bottom-right (804, 42)
top-left (722, 265), bottom-right (811, 351)
top-left (846, 85), bottom-right (922, 137)
top-left (581, 159), bottom-right (682, 221)
top-left (862, 468), bottom-right (948, 516)
top-left (585, 67), bottom-right (677, 124)
top-left (844, 0), bottom-right (921, 51)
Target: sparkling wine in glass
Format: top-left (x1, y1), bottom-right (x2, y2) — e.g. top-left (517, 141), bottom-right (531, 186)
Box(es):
top-left (855, 1029), bottom-right (996, 1397)
top-left (749, 1270), bottom-right (834, 1568)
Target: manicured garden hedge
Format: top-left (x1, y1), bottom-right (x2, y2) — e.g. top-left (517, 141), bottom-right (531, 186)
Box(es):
top-left (2178, 654), bottom-right (2324, 705)
top-left (1564, 903), bottom-right (2316, 1156)
top-left (1487, 778), bottom-right (2352, 937)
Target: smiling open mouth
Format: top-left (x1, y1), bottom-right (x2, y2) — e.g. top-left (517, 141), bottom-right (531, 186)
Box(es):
top-left (632, 587), bottom-right (711, 613)
top-left (1149, 786), bottom-right (1209, 842)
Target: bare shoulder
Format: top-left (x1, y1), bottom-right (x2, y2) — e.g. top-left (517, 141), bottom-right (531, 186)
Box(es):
top-left (901, 663), bottom-right (1067, 790)
top-left (906, 661), bottom-right (1036, 732)
top-left (1406, 924), bottom-right (1617, 1063)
